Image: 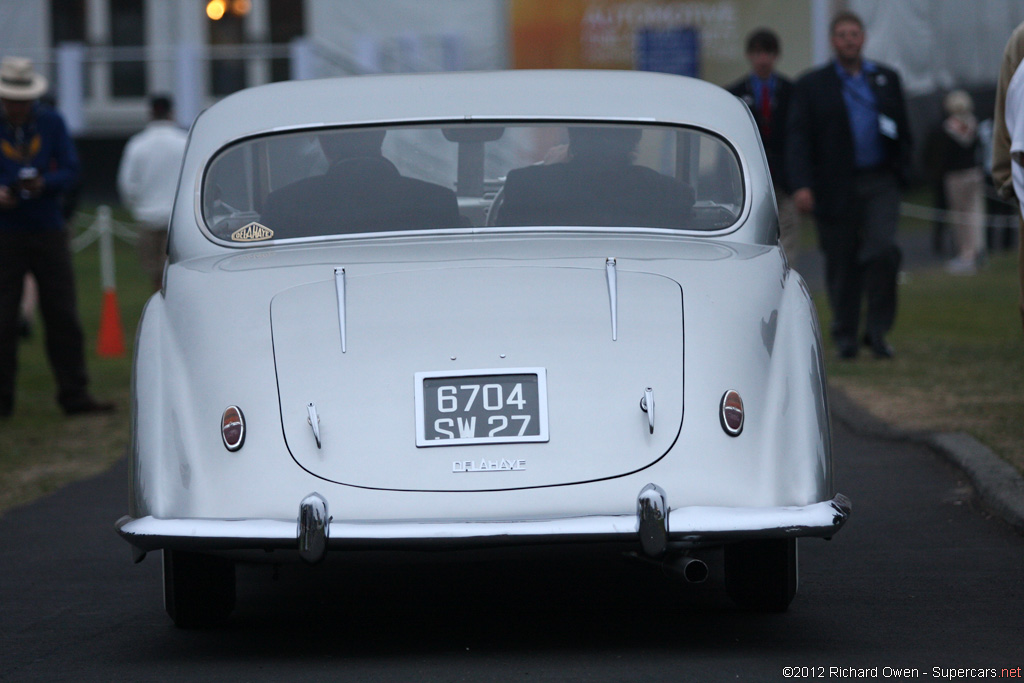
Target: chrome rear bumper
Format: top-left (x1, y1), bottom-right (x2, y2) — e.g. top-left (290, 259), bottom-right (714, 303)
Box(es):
top-left (116, 489), bottom-right (851, 563)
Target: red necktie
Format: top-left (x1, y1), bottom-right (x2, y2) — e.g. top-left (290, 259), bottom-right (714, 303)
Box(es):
top-left (760, 86), bottom-right (772, 138)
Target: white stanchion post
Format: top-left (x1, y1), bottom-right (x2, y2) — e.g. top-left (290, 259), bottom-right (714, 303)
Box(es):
top-left (97, 205), bottom-right (116, 291)
top-left (95, 205), bottom-right (125, 358)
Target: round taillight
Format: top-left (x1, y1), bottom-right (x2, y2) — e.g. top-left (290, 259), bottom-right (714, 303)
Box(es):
top-left (221, 405), bottom-right (245, 451)
top-left (720, 390), bottom-right (744, 437)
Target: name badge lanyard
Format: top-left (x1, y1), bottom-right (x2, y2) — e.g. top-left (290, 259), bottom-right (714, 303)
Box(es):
top-left (841, 75), bottom-right (898, 141)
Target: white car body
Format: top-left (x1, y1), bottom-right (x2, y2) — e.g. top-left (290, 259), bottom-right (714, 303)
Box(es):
top-left (116, 70), bottom-right (849, 626)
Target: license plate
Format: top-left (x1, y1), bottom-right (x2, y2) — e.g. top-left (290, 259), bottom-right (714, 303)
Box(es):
top-left (415, 368), bottom-right (549, 447)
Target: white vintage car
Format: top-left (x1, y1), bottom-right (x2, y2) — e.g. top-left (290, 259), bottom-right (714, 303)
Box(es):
top-left (116, 70), bottom-right (850, 627)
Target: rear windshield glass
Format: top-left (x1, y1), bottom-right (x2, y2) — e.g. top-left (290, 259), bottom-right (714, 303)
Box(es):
top-left (203, 123), bottom-right (743, 242)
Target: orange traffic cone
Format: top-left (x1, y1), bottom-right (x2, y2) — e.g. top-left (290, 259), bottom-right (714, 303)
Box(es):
top-left (97, 288), bottom-right (125, 358)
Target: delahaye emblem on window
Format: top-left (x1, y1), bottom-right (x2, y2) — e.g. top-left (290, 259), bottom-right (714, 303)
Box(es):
top-left (231, 222), bottom-right (274, 242)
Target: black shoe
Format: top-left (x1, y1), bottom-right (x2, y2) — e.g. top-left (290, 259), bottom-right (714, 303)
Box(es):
top-left (62, 395), bottom-right (116, 416)
top-left (865, 334), bottom-right (894, 359)
top-left (836, 337), bottom-right (858, 359)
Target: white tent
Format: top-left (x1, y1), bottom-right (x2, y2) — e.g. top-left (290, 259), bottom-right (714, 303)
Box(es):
top-left (853, 0), bottom-right (1024, 95)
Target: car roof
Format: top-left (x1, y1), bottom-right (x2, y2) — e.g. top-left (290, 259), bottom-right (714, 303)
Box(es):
top-left (189, 70), bottom-right (754, 147)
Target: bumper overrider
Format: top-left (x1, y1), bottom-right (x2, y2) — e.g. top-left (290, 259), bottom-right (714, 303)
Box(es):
top-left (116, 485), bottom-right (851, 564)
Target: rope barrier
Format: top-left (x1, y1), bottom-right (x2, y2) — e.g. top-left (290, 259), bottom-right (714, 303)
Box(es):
top-left (70, 206), bottom-right (139, 253)
top-left (899, 202), bottom-right (1020, 230)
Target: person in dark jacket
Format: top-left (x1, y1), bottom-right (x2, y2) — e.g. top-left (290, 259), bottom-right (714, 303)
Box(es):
top-left (261, 129), bottom-right (460, 237)
top-left (787, 11), bottom-right (912, 359)
top-left (0, 56), bottom-right (113, 416)
top-left (496, 126), bottom-right (694, 229)
top-left (727, 28), bottom-right (798, 262)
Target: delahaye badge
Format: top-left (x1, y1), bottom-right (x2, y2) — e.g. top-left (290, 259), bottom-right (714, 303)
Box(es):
top-left (231, 222), bottom-right (274, 242)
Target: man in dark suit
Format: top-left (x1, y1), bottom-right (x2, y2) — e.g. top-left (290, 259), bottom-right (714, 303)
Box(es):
top-left (787, 11), bottom-right (912, 359)
top-left (261, 130), bottom-right (460, 237)
top-left (496, 126), bottom-right (694, 229)
top-left (727, 29), bottom-right (797, 262)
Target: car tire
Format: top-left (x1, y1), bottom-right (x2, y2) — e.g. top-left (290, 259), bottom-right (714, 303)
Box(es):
top-left (724, 539), bottom-right (797, 612)
top-left (163, 549), bottom-right (236, 628)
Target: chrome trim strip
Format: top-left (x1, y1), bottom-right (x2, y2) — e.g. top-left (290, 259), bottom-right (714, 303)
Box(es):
top-left (115, 494), bottom-right (850, 553)
top-left (202, 224), bottom-right (750, 250)
top-left (605, 257), bottom-right (617, 341)
top-left (334, 266), bottom-right (346, 353)
top-left (667, 493), bottom-right (851, 540)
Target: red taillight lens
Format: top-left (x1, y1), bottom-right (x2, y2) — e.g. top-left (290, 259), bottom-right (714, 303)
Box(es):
top-left (720, 390), bottom-right (744, 436)
top-left (222, 406), bottom-right (245, 451)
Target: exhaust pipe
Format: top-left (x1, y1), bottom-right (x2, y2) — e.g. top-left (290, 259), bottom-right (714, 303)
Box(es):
top-left (669, 556), bottom-right (709, 584)
top-left (626, 551), bottom-right (709, 584)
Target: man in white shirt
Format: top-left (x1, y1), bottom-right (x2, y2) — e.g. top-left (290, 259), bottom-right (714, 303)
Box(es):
top-left (117, 95), bottom-right (187, 290)
top-left (993, 22), bottom-right (1024, 333)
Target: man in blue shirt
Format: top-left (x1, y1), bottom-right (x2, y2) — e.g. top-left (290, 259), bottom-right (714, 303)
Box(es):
top-left (787, 12), bottom-right (912, 359)
top-left (0, 56), bottom-right (113, 416)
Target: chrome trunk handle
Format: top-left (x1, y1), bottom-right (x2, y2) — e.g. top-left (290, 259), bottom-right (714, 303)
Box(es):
top-left (605, 257), bottom-right (617, 341)
top-left (640, 387), bottom-right (654, 434)
top-left (307, 402), bottom-right (322, 449)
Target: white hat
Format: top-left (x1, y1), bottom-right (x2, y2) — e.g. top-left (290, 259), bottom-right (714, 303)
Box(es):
top-left (944, 89), bottom-right (974, 117)
top-left (0, 56), bottom-right (48, 101)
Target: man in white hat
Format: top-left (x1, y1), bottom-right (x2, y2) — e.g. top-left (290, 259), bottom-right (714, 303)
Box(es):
top-left (0, 56), bottom-right (114, 416)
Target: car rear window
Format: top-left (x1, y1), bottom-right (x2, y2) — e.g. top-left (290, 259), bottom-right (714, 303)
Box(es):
top-left (202, 122), bottom-right (743, 243)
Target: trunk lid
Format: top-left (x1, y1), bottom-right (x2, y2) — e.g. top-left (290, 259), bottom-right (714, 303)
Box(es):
top-left (271, 264), bottom-right (683, 491)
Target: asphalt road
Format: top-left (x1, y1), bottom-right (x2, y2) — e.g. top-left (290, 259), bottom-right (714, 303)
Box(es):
top-left (1, 419), bottom-right (1022, 682)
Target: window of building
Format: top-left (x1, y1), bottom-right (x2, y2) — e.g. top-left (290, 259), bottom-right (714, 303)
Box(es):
top-left (207, 0), bottom-right (248, 96)
top-left (50, 0), bottom-right (86, 96)
top-left (51, 0), bottom-right (87, 44)
top-left (111, 0), bottom-right (146, 97)
top-left (269, 0), bottom-right (304, 82)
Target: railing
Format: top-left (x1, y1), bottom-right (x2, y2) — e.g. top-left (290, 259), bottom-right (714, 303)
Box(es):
top-left (900, 202), bottom-right (1021, 230)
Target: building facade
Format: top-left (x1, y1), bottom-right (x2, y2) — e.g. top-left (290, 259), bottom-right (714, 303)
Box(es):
top-left (0, 0), bottom-right (509, 137)
top-left (4, 0), bottom-right (1024, 198)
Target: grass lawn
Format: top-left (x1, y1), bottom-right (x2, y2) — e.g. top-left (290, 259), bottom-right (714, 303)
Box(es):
top-left (0, 207), bottom-right (149, 513)
top-left (817, 249), bottom-right (1024, 474)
